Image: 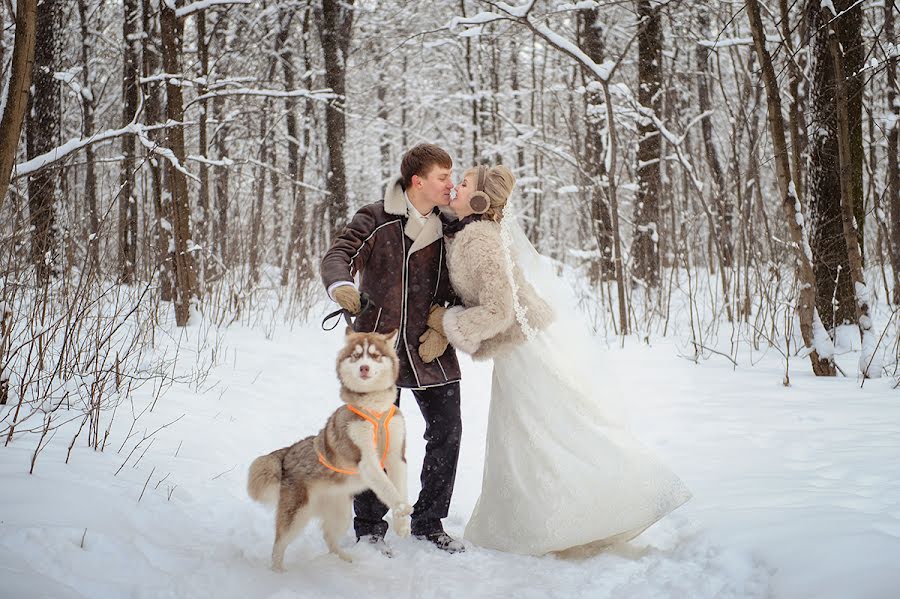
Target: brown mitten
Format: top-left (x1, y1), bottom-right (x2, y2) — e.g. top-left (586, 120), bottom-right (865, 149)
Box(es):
top-left (418, 327), bottom-right (449, 363)
top-left (426, 305), bottom-right (448, 336)
top-left (332, 285), bottom-right (361, 315)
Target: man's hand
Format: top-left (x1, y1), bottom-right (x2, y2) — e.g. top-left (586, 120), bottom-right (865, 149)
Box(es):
top-left (418, 327), bottom-right (449, 363)
top-left (426, 305), bottom-right (447, 336)
top-left (333, 285), bottom-right (361, 315)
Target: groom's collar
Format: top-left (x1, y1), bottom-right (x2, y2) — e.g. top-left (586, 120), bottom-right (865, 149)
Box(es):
top-left (384, 176), bottom-right (443, 219)
top-left (383, 177), bottom-right (407, 216)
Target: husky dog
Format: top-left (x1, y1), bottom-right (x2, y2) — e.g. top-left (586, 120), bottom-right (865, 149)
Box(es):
top-left (247, 328), bottom-right (411, 570)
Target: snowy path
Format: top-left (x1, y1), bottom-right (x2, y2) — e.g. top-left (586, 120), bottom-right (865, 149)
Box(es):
top-left (2, 322), bottom-right (899, 598)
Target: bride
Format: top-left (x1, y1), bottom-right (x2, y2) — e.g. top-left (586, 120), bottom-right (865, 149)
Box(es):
top-left (423, 164), bottom-right (691, 556)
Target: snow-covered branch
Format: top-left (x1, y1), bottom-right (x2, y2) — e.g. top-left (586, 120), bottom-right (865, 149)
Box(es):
top-left (697, 35), bottom-right (780, 49)
top-left (174, 0), bottom-right (250, 18)
top-left (12, 122), bottom-right (196, 182)
top-left (13, 125), bottom-right (142, 178)
top-left (450, 2), bottom-right (634, 83)
top-left (188, 87), bottom-right (337, 107)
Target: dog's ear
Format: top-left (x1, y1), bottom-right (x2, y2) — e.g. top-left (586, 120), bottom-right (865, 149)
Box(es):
top-left (383, 329), bottom-right (399, 346)
top-left (345, 326), bottom-right (354, 337)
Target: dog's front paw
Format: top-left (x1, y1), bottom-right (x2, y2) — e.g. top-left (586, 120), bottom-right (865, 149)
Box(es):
top-left (393, 514), bottom-right (411, 538)
top-left (393, 502), bottom-right (413, 518)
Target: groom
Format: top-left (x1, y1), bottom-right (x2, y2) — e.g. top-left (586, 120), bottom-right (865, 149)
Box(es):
top-left (321, 143), bottom-right (465, 554)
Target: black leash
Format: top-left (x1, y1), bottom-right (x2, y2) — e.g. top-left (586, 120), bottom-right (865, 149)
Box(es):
top-left (321, 292), bottom-right (374, 331)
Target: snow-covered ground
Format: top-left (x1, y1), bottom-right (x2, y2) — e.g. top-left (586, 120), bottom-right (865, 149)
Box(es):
top-left (2, 313), bottom-right (899, 599)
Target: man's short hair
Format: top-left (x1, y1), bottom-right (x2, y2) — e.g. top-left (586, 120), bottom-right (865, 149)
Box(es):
top-left (400, 144), bottom-right (452, 190)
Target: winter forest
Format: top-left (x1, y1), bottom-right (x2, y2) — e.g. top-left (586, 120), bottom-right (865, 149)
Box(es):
top-left (2, 0), bottom-right (900, 597)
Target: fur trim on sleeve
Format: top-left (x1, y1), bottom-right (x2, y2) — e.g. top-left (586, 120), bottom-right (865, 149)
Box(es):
top-left (443, 306), bottom-right (481, 355)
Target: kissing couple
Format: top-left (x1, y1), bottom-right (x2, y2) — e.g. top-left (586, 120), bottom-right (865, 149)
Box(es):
top-left (321, 143), bottom-right (691, 556)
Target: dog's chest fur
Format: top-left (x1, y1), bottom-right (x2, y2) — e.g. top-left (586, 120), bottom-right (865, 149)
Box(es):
top-left (292, 386), bottom-right (402, 482)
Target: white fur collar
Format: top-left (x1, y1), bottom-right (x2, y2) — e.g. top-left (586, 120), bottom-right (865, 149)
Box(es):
top-left (383, 177), bottom-right (407, 216)
top-left (383, 176), bottom-right (443, 254)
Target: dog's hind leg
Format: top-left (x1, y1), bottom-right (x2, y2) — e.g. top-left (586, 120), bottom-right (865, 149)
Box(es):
top-left (321, 496), bottom-right (353, 562)
top-left (271, 484), bottom-right (310, 572)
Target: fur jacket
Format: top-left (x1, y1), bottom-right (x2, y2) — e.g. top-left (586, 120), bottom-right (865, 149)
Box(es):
top-left (442, 218), bottom-right (554, 360)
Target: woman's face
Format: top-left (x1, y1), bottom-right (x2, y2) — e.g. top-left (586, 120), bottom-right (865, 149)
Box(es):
top-left (450, 174), bottom-right (476, 218)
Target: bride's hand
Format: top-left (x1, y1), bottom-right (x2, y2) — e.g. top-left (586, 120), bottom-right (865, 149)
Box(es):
top-left (418, 327), bottom-right (448, 362)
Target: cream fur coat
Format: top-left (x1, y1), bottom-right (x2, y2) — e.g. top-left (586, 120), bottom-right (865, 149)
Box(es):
top-left (442, 219), bottom-right (554, 360)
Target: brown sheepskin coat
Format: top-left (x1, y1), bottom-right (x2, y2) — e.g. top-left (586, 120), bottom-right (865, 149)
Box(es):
top-left (442, 219), bottom-right (554, 360)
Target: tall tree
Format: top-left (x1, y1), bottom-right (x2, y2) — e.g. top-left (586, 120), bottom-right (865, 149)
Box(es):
top-left (827, 12), bottom-right (877, 377)
top-left (77, 0), bottom-right (100, 272)
top-left (747, 0), bottom-right (836, 376)
top-left (806, 0), bottom-right (864, 330)
top-left (143, 0), bottom-right (172, 300)
top-left (696, 5), bottom-right (732, 268)
top-left (281, 6), bottom-right (314, 287)
top-left (160, 0), bottom-right (199, 325)
top-left (0, 0), bottom-right (37, 210)
top-left (314, 0), bottom-right (355, 235)
top-left (632, 0), bottom-right (662, 288)
top-left (578, 7), bottom-right (614, 280)
top-left (26, 0), bottom-right (62, 283)
top-left (120, 0), bottom-right (140, 283)
top-left (887, 0), bottom-right (900, 305)
top-left (195, 7), bottom-right (212, 272)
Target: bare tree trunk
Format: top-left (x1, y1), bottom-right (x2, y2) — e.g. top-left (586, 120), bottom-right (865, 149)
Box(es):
top-left (77, 0), bottom-right (100, 273)
top-left (807, 0), bottom-right (864, 330)
top-left (696, 5), bottom-right (732, 268)
top-left (0, 2), bottom-right (4, 70)
top-left (142, 0), bottom-right (172, 299)
top-left (527, 33), bottom-right (543, 246)
top-left (120, 0), bottom-right (140, 284)
top-left (160, 0), bottom-right (198, 325)
top-left (601, 80), bottom-right (629, 336)
top-left (887, 0), bottom-right (900, 305)
top-left (213, 94), bottom-right (229, 268)
top-left (281, 6), bottom-right (311, 287)
top-left (0, 0), bottom-right (37, 210)
top-left (578, 8), bottom-right (614, 281)
top-left (827, 16), bottom-right (876, 377)
top-left (747, 0), bottom-right (836, 376)
top-left (459, 0), bottom-right (478, 165)
top-left (250, 113), bottom-right (268, 285)
top-left (196, 8), bottom-right (211, 275)
top-left (377, 73), bottom-right (391, 184)
top-left (632, 0), bottom-right (662, 288)
top-left (26, 0), bottom-right (61, 284)
top-left (313, 0), bottom-right (355, 235)
top-left (510, 37), bottom-right (525, 172)
top-left (777, 0), bottom-right (806, 202)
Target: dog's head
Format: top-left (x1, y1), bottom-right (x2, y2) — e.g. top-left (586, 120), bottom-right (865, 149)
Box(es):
top-left (336, 328), bottom-right (400, 394)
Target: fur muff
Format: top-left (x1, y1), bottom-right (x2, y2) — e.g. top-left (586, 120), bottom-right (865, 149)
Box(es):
top-left (443, 219), bottom-right (554, 360)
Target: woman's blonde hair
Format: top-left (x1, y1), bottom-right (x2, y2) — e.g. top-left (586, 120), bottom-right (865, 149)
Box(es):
top-left (464, 165), bottom-right (515, 222)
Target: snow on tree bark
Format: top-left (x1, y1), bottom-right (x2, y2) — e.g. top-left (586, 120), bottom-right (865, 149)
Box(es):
top-left (160, 0), bottom-right (199, 325)
top-left (747, 0), bottom-right (836, 376)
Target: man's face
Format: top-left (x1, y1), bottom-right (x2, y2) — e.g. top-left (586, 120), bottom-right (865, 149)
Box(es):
top-left (412, 165), bottom-right (453, 207)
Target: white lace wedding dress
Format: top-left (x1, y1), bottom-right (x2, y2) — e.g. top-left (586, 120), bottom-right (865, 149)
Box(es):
top-left (463, 214), bottom-right (692, 556)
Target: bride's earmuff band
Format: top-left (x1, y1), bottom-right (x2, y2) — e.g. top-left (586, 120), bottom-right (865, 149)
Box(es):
top-left (469, 165), bottom-right (490, 214)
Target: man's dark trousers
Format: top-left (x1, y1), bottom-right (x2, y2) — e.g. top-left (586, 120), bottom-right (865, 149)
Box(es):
top-left (354, 382), bottom-right (462, 538)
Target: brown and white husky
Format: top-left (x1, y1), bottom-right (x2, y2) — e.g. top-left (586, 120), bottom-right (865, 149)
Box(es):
top-left (247, 328), bottom-right (410, 570)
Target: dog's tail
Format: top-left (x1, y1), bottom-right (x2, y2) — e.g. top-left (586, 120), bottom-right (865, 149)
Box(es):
top-left (247, 448), bottom-right (288, 506)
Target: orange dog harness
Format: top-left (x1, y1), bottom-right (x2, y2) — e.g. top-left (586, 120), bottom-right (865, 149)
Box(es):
top-left (317, 404), bottom-right (397, 475)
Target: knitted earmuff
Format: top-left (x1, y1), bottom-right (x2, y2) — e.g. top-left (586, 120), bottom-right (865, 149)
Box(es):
top-left (469, 165), bottom-right (490, 214)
